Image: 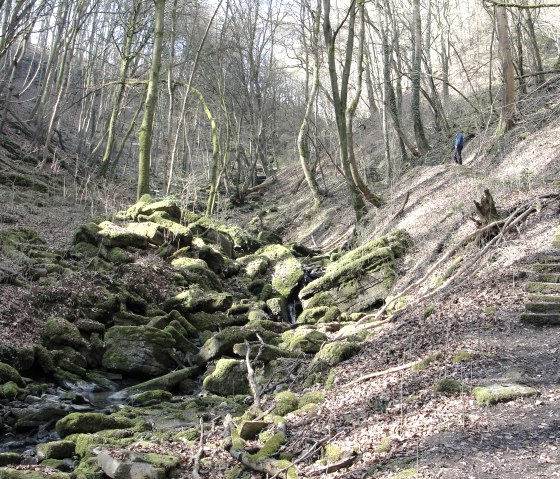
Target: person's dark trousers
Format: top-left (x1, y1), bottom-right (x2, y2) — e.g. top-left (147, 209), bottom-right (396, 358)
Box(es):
top-left (454, 146), bottom-right (463, 165)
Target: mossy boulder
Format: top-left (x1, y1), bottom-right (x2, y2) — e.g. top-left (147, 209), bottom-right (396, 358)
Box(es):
top-left (42, 317), bottom-right (88, 350)
top-left (303, 292), bottom-right (336, 309)
top-left (233, 342), bottom-right (301, 362)
top-left (238, 255), bottom-right (270, 279)
top-left (0, 362), bottom-right (24, 387)
top-left (258, 244), bottom-right (304, 299)
top-left (129, 389), bottom-right (173, 407)
top-left (73, 222), bottom-right (101, 245)
top-left (140, 212), bottom-right (193, 246)
top-left (102, 326), bottom-right (176, 376)
top-left (434, 378), bottom-right (464, 394)
top-left (36, 441), bottom-right (75, 461)
top-left (163, 287), bottom-right (232, 315)
top-left (266, 296), bottom-right (290, 323)
top-left (296, 306), bottom-right (340, 325)
top-left (189, 216), bottom-right (261, 255)
top-left (187, 311), bottom-right (246, 332)
top-left (125, 221), bottom-right (165, 245)
top-left (299, 391), bottom-right (325, 408)
top-left (313, 341), bottom-right (361, 366)
top-left (202, 358), bottom-right (250, 396)
top-left (279, 330), bottom-right (327, 354)
top-left (198, 326), bottom-right (279, 362)
top-left (273, 391), bottom-right (299, 416)
top-left (124, 196), bottom-right (182, 222)
top-left (1, 381), bottom-right (21, 399)
top-left (0, 452), bottom-right (21, 467)
top-left (96, 221), bottom-right (148, 249)
top-left (55, 412), bottom-right (134, 438)
top-left (300, 229), bottom-right (411, 313)
top-left (473, 383), bottom-right (540, 406)
top-left (199, 244), bottom-right (240, 277)
top-left (104, 247), bottom-right (134, 264)
top-left (72, 241), bottom-right (99, 258)
top-left (124, 367), bottom-right (199, 394)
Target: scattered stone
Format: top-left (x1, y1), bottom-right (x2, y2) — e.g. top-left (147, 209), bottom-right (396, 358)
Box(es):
top-left (473, 383), bottom-right (540, 406)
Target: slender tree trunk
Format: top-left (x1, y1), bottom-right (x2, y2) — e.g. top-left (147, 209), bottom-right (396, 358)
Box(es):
top-left (495, 5), bottom-right (516, 136)
top-left (411, 0), bottom-right (430, 156)
top-left (297, 0), bottom-right (321, 209)
top-left (524, 8), bottom-right (544, 85)
top-left (137, 0), bottom-right (165, 198)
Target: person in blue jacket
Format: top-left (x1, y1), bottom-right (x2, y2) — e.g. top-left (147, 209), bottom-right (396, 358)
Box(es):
top-left (454, 130), bottom-right (464, 165)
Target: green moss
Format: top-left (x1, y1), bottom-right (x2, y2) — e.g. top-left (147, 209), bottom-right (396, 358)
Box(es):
top-left (246, 432), bottom-right (286, 463)
top-left (322, 443), bottom-right (341, 463)
top-left (173, 428), bottom-right (200, 442)
top-left (325, 369), bottom-right (337, 390)
top-left (203, 359), bottom-right (250, 396)
top-left (0, 452), bottom-right (21, 467)
top-left (473, 383), bottom-right (539, 406)
top-left (434, 377), bottom-right (464, 394)
top-left (226, 466), bottom-right (243, 479)
top-left (423, 304), bottom-right (436, 318)
top-left (273, 391), bottom-right (299, 416)
top-left (274, 459), bottom-right (297, 479)
top-left (452, 349), bottom-right (478, 363)
top-left (36, 441), bottom-right (75, 460)
top-left (71, 456), bottom-right (103, 479)
top-left (0, 361), bottom-right (24, 386)
top-left (105, 247), bottom-right (134, 264)
top-left (280, 330), bottom-right (327, 354)
top-left (55, 412), bottom-right (134, 438)
top-left (375, 436), bottom-right (392, 453)
top-left (313, 341), bottom-right (361, 366)
top-left (1, 381), bottom-right (20, 399)
top-left (412, 353), bottom-right (442, 371)
top-left (131, 390), bottom-right (172, 407)
top-left (484, 306), bottom-right (497, 315)
top-left (73, 222), bottom-right (101, 245)
top-left (42, 317), bottom-right (87, 350)
top-left (304, 292), bottom-right (335, 309)
top-left (298, 391), bottom-right (325, 408)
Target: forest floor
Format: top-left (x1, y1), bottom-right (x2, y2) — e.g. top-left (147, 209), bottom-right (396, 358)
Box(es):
top-left (1, 89), bottom-right (560, 478)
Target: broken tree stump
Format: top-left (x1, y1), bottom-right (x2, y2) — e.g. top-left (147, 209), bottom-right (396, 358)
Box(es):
top-left (473, 189), bottom-right (500, 243)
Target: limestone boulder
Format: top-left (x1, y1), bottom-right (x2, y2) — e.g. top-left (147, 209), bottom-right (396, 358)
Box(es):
top-left (202, 359), bottom-right (250, 396)
top-left (102, 326), bottom-right (175, 377)
top-left (258, 244), bottom-right (304, 299)
top-left (299, 229), bottom-right (412, 313)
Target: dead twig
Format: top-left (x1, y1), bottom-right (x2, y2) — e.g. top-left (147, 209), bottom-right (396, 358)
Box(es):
top-left (192, 418), bottom-right (204, 479)
top-left (344, 360), bottom-right (417, 387)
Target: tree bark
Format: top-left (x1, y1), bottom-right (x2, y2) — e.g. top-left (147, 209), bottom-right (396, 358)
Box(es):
top-left (137, 0), bottom-right (165, 198)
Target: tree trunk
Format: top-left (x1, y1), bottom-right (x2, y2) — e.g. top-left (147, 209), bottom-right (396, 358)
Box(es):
top-left (495, 5), bottom-right (516, 136)
top-left (137, 0), bottom-right (165, 199)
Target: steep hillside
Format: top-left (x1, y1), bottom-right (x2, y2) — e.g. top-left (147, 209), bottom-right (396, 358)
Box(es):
top-left (0, 85), bottom-right (559, 478)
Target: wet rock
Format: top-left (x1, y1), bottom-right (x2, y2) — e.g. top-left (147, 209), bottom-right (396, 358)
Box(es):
top-left (36, 440), bottom-right (75, 461)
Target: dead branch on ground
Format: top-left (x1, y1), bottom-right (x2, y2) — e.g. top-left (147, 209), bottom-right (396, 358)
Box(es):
top-left (192, 418), bottom-right (204, 479)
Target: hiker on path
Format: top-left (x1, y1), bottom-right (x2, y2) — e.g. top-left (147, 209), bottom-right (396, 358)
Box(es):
top-left (454, 130), bottom-right (464, 165)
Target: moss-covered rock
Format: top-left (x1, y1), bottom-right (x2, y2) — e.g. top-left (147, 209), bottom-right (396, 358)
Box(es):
top-left (163, 287), bottom-right (232, 315)
top-left (125, 221), bottom-right (165, 245)
top-left (72, 241), bottom-right (99, 258)
top-left (55, 412), bottom-right (134, 438)
top-left (1, 381), bottom-right (21, 399)
top-left (104, 247), bottom-right (134, 264)
top-left (298, 391), bottom-right (325, 408)
top-left (124, 367), bottom-right (199, 394)
top-left (238, 255), bottom-right (270, 279)
top-left (202, 358), bottom-right (250, 396)
top-left (279, 330), bottom-right (327, 354)
top-left (71, 456), bottom-right (103, 479)
top-left (189, 216), bottom-right (262, 255)
top-left (102, 326), bottom-right (175, 376)
top-left (42, 317), bottom-right (88, 350)
top-left (266, 296), bottom-right (290, 323)
top-left (313, 341), bottom-right (361, 366)
top-left (273, 391), bottom-right (299, 416)
top-left (473, 383), bottom-right (539, 406)
top-left (233, 342), bottom-right (301, 362)
top-left (258, 244), bottom-right (304, 298)
top-left (147, 310), bottom-right (197, 337)
top-left (0, 362), bottom-right (24, 387)
top-left (198, 326), bottom-right (279, 362)
top-left (96, 221), bottom-right (148, 249)
top-left (129, 389), bottom-right (173, 407)
top-left (187, 311), bottom-right (246, 332)
top-left (36, 440), bottom-right (75, 461)
top-left (0, 452), bottom-right (22, 467)
top-left (300, 229), bottom-right (411, 313)
top-left (304, 292), bottom-right (336, 309)
top-left (199, 244), bottom-right (240, 278)
top-left (73, 222), bottom-right (101, 245)
top-left (434, 378), bottom-right (464, 394)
